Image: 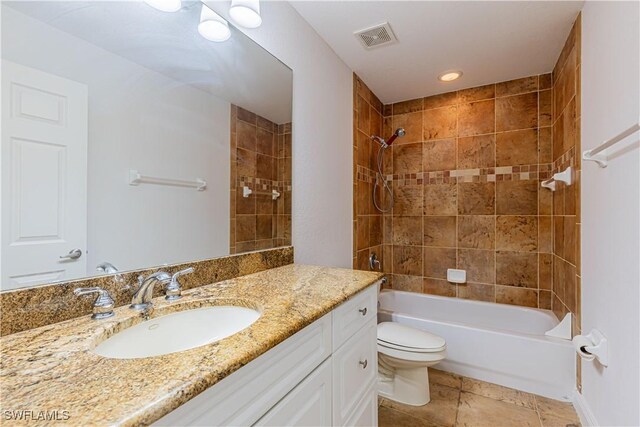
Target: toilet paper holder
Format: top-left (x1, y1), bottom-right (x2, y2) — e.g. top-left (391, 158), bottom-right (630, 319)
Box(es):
top-left (573, 329), bottom-right (609, 367)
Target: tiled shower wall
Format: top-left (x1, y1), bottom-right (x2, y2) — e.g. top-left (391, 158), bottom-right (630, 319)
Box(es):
top-left (353, 75), bottom-right (385, 271)
top-left (377, 74), bottom-right (555, 309)
top-left (230, 105), bottom-right (292, 254)
top-left (550, 14), bottom-right (582, 389)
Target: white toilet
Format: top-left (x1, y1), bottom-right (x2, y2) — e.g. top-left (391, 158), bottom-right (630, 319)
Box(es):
top-left (377, 321), bottom-right (447, 406)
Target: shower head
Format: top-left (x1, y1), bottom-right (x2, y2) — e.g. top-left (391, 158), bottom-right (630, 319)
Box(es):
top-left (385, 128), bottom-right (405, 147)
top-left (370, 128), bottom-right (406, 149)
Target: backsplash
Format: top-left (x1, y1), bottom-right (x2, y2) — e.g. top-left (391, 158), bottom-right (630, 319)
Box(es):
top-left (0, 246), bottom-right (294, 336)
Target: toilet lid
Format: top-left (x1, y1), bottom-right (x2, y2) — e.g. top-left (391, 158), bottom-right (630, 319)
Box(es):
top-left (377, 322), bottom-right (446, 352)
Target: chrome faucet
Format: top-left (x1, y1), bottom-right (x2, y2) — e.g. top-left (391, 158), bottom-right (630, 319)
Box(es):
top-left (130, 271), bottom-right (171, 311)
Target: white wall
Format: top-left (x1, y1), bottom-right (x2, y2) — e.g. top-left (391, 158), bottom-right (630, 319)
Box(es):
top-left (206, 1), bottom-right (354, 268)
top-left (581, 2), bottom-right (640, 425)
top-left (2, 6), bottom-right (230, 275)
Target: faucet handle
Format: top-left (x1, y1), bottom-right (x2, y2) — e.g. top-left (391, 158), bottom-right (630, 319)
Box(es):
top-left (74, 287), bottom-right (115, 320)
top-left (165, 267), bottom-right (194, 301)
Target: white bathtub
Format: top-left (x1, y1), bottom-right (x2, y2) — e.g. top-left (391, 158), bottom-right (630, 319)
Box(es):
top-left (378, 290), bottom-right (575, 401)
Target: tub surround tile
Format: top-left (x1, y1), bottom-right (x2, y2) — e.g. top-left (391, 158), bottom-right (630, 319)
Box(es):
top-left (424, 216), bottom-right (457, 248)
top-left (423, 277), bottom-right (456, 297)
top-left (495, 76), bottom-right (538, 97)
top-left (393, 216), bottom-right (423, 246)
top-left (457, 249), bottom-right (495, 284)
top-left (424, 247), bottom-right (457, 279)
top-left (423, 106), bottom-right (458, 141)
top-left (457, 282), bottom-right (495, 302)
top-left (457, 134), bottom-right (496, 169)
top-left (0, 247), bottom-right (294, 336)
top-left (458, 99), bottom-right (496, 137)
top-left (1, 264), bottom-right (383, 426)
top-left (458, 183), bottom-right (496, 215)
top-left (393, 111), bottom-right (423, 144)
top-left (496, 180), bottom-right (538, 215)
top-left (496, 92), bottom-right (538, 132)
top-left (496, 216), bottom-right (538, 252)
top-left (496, 129), bottom-right (539, 166)
top-left (496, 285), bottom-right (538, 308)
top-left (457, 84), bottom-right (496, 103)
top-left (424, 139), bottom-right (457, 171)
top-left (424, 183), bottom-right (458, 215)
top-left (458, 216), bottom-right (495, 250)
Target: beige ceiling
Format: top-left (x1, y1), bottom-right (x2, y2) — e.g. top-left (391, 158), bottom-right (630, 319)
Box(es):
top-left (290, 1), bottom-right (584, 104)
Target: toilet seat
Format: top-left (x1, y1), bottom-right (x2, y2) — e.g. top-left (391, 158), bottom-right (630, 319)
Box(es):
top-left (377, 322), bottom-right (446, 353)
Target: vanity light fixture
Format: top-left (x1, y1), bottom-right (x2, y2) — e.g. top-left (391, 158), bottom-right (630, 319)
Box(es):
top-left (229, 0), bottom-right (262, 29)
top-left (438, 70), bottom-right (463, 82)
top-left (198, 4), bottom-right (231, 42)
top-left (143, 0), bottom-right (182, 13)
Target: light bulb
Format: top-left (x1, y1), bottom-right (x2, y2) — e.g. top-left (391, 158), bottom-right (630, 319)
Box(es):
top-left (438, 71), bottom-right (463, 82)
top-left (143, 0), bottom-right (181, 13)
top-left (198, 5), bottom-right (231, 42)
top-left (229, 0), bottom-right (262, 29)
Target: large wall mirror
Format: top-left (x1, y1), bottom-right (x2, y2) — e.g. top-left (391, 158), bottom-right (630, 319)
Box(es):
top-left (1, 1), bottom-right (293, 290)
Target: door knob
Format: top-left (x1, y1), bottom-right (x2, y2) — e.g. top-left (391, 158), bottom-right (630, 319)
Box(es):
top-left (60, 249), bottom-right (82, 260)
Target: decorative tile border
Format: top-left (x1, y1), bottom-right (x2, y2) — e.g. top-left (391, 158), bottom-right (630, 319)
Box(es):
top-left (553, 146), bottom-right (576, 173)
top-left (237, 176), bottom-right (292, 192)
top-left (356, 164), bottom-right (554, 185)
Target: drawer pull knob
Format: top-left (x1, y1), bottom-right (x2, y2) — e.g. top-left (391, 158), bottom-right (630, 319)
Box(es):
top-left (358, 307), bottom-right (367, 316)
top-left (359, 359), bottom-right (368, 369)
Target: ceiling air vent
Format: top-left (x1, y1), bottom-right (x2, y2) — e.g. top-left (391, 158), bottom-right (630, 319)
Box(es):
top-left (354, 22), bottom-right (398, 49)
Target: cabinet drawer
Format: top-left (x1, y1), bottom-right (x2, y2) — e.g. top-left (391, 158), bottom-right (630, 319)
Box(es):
top-left (332, 283), bottom-right (378, 349)
top-left (154, 314), bottom-right (332, 427)
top-left (343, 382), bottom-right (378, 427)
top-left (332, 319), bottom-right (377, 426)
top-left (255, 359), bottom-right (332, 427)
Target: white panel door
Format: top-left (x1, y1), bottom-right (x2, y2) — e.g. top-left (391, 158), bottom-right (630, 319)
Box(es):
top-left (1, 60), bottom-right (88, 289)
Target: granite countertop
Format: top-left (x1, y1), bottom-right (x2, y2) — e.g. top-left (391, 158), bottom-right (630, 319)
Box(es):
top-left (0, 264), bottom-right (383, 426)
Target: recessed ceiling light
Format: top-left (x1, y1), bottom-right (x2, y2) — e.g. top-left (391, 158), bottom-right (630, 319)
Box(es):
top-left (438, 71), bottom-right (463, 82)
top-left (143, 0), bottom-right (181, 13)
top-left (229, 0), bottom-right (262, 29)
top-left (198, 5), bottom-right (231, 42)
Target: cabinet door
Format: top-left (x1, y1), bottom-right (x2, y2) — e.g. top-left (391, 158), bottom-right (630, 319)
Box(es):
top-left (332, 319), bottom-right (377, 426)
top-left (255, 359), bottom-right (332, 427)
top-left (343, 383), bottom-right (378, 427)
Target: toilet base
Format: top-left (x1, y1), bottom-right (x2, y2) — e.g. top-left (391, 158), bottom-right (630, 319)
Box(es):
top-left (378, 366), bottom-right (431, 406)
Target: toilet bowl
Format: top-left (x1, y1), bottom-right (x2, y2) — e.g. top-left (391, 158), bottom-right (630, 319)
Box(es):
top-left (377, 321), bottom-right (446, 406)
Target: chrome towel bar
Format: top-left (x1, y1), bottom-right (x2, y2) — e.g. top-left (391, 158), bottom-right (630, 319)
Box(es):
top-left (583, 123), bottom-right (639, 168)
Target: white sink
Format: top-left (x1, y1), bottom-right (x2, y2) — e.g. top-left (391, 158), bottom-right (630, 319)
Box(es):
top-left (93, 306), bottom-right (260, 359)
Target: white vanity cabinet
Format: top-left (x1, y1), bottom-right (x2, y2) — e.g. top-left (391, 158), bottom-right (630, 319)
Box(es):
top-left (155, 282), bottom-right (379, 427)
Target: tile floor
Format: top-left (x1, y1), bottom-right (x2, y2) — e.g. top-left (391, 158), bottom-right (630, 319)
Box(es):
top-left (378, 369), bottom-right (581, 427)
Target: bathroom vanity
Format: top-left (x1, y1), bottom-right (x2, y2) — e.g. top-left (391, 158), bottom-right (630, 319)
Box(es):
top-left (156, 282), bottom-right (379, 426)
top-left (0, 265), bottom-right (382, 426)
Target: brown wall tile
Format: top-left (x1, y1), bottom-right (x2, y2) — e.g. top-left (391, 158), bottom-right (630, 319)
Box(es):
top-left (423, 106), bottom-right (457, 140)
top-left (458, 84), bottom-right (495, 103)
top-left (458, 183), bottom-right (496, 215)
top-left (496, 181), bottom-right (538, 215)
top-left (423, 277), bottom-right (456, 297)
top-left (496, 76), bottom-right (538, 97)
top-left (424, 139), bottom-right (457, 171)
top-left (458, 216), bottom-right (495, 249)
top-left (393, 274), bottom-right (424, 292)
top-left (394, 143), bottom-right (423, 174)
top-left (423, 92), bottom-right (458, 109)
top-left (458, 134), bottom-right (496, 169)
top-left (458, 249), bottom-right (495, 284)
top-left (392, 111), bottom-right (423, 143)
top-left (424, 183), bottom-right (457, 215)
top-left (496, 92), bottom-right (538, 132)
top-left (496, 216), bottom-right (538, 252)
top-left (393, 216), bottom-right (423, 246)
top-left (496, 251), bottom-right (538, 287)
top-left (458, 282), bottom-right (495, 302)
top-left (424, 247), bottom-right (456, 279)
top-left (496, 286), bottom-right (538, 308)
top-left (393, 245), bottom-right (423, 276)
top-left (458, 99), bottom-right (495, 137)
top-left (496, 129), bottom-right (538, 166)
top-left (424, 216), bottom-right (457, 247)
top-left (394, 184), bottom-right (424, 216)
